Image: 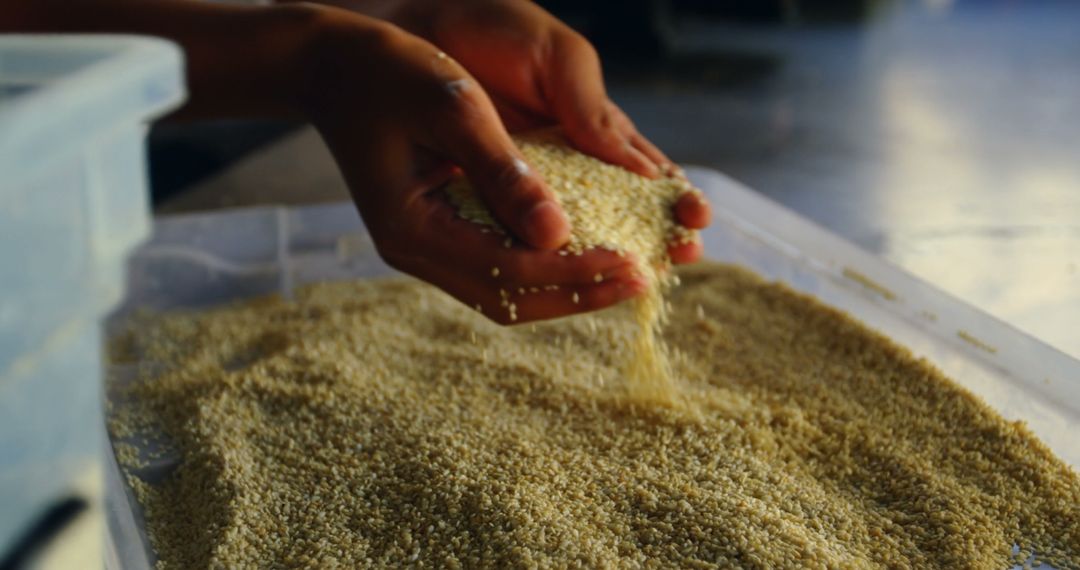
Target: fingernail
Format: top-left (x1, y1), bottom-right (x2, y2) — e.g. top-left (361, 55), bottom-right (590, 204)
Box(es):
top-left (521, 200), bottom-right (569, 249)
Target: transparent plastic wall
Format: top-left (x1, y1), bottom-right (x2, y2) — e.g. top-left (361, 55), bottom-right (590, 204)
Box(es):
top-left (106, 169), bottom-right (1079, 569)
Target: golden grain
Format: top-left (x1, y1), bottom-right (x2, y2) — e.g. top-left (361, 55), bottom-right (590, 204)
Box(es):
top-left (111, 264), bottom-right (1080, 569)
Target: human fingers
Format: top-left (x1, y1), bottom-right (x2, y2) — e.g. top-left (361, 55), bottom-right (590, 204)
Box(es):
top-left (495, 277), bottom-right (648, 324)
top-left (668, 237), bottom-right (703, 265)
top-left (488, 91), bottom-right (553, 133)
top-left (628, 130), bottom-right (671, 171)
top-left (674, 191), bottom-right (712, 230)
top-left (404, 194), bottom-right (639, 286)
top-left (542, 31), bottom-right (661, 178)
top-left (421, 57), bottom-right (571, 250)
top-left (412, 259), bottom-right (648, 325)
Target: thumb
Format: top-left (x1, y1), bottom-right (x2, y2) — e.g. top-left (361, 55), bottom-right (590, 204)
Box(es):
top-left (429, 76), bottom-right (570, 250)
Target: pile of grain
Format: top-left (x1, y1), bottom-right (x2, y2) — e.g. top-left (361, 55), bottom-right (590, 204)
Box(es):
top-left (445, 131), bottom-right (696, 405)
top-left (110, 264), bottom-right (1080, 569)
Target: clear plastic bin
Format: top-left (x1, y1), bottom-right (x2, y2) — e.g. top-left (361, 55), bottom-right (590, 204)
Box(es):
top-left (106, 168), bottom-right (1080, 569)
top-left (0, 35), bottom-right (184, 562)
top-left (0, 34), bottom-right (184, 371)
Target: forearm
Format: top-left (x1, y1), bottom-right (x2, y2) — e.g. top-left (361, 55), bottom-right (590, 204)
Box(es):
top-left (276, 0), bottom-right (401, 19)
top-left (274, 0), bottom-right (432, 37)
top-left (1, 0), bottom-right (325, 120)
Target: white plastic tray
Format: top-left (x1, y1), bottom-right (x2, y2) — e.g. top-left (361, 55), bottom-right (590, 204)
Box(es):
top-left (0, 34), bottom-right (184, 562)
top-left (1, 35), bottom-right (185, 369)
top-left (105, 167), bottom-right (1080, 569)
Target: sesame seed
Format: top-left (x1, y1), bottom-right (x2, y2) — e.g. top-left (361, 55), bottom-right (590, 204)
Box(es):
top-left (491, 267), bottom-right (500, 278)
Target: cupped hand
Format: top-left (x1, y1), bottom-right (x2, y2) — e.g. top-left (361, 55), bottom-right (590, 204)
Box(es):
top-left (390, 0), bottom-right (712, 260)
top-left (298, 8), bottom-right (646, 324)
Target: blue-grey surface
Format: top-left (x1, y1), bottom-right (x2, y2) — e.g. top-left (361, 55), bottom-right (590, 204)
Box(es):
top-left (609, 1), bottom-right (1080, 358)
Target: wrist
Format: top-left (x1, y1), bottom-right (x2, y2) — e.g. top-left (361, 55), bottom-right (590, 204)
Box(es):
top-left (168, 2), bottom-right (331, 119)
top-left (251, 3), bottom-right (335, 115)
top-left (290, 4), bottom-right (405, 124)
top-left (380, 0), bottom-right (439, 38)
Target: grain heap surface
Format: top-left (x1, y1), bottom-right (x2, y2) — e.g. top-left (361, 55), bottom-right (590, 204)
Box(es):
top-left (111, 264), bottom-right (1080, 569)
top-left (445, 131), bottom-right (696, 404)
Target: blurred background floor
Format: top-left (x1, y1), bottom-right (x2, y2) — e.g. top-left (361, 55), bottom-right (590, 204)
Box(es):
top-left (148, 0), bottom-right (1080, 358)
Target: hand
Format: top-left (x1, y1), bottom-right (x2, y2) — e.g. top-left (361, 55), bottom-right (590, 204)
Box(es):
top-left (299, 7), bottom-right (647, 324)
top-left (390, 0), bottom-right (712, 263)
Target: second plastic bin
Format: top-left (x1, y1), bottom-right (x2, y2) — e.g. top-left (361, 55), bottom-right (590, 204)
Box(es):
top-left (0, 35), bottom-right (185, 563)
